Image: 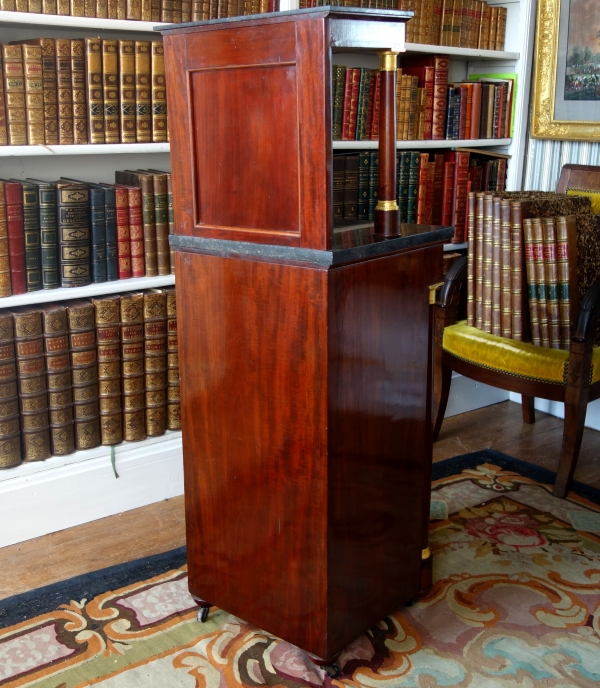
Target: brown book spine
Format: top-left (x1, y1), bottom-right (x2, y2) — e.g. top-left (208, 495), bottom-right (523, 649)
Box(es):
top-left (0, 51), bottom-right (7, 146)
top-left (509, 201), bottom-right (526, 342)
top-left (141, 0), bottom-right (152, 19)
top-left (556, 215), bottom-right (578, 349)
top-left (127, 0), bottom-right (141, 18)
top-left (469, 81), bottom-right (481, 139)
top-left (144, 290), bottom-right (167, 437)
top-left (28, 0), bottom-right (43, 10)
top-left (135, 41), bottom-right (151, 143)
top-left (23, 45), bottom-right (45, 146)
top-left (496, 6), bottom-right (507, 51)
top-left (85, 38), bottom-right (104, 144)
top-left (102, 40), bottom-right (119, 144)
top-left (478, 1), bottom-right (490, 49)
top-left (70, 0), bottom-right (85, 15)
top-left (14, 0), bottom-right (26, 9)
top-left (481, 193), bottom-right (493, 333)
top-left (118, 41), bottom-right (136, 144)
top-left (150, 0), bottom-right (160, 20)
top-left (12, 308), bottom-right (51, 463)
top-left (467, 191), bottom-right (475, 326)
top-left (117, 0), bottom-right (126, 16)
top-left (416, 152), bottom-right (430, 224)
top-left (542, 217), bottom-right (562, 349)
top-left (152, 173), bottom-right (170, 275)
top-left (107, 0), bottom-right (118, 16)
top-left (451, 0), bottom-right (463, 47)
top-left (97, 0), bottom-right (108, 15)
top-left (3, 45), bottom-right (27, 146)
top-left (93, 295), bottom-right (123, 446)
top-left (0, 0), bottom-right (16, 9)
top-left (55, 38), bottom-right (74, 145)
top-left (500, 198), bottom-right (512, 338)
top-left (522, 217), bottom-right (539, 345)
top-left (166, 173), bottom-right (175, 273)
top-left (441, 160), bottom-right (455, 226)
top-left (36, 39), bottom-right (58, 145)
top-left (440, 0), bottom-right (453, 45)
top-left (431, 55), bottom-right (449, 140)
top-left (0, 313), bottom-right (20, 468)
top-left (165, 288), bottom-right (180, 430)
top-left (0, 184), bottom-right (11, 297)
top-left (138, 175), bottom-right (157, 276)
top-left (488, 6), bottom-right (499, 50)
top-left (181, 0), bottom-right (191, 20)
top-left (57, 0), bottom-right (69, 11)
top-left (124, 186), bottom-right (144, 277)
top-left (151, 42), bottom-right (167, 143)
top-left (161, 0), bottom-right (174, 21)
top-left (67, 300), bottom-right (101, 450)
top-left (474, 192), bottom-right (484, 329)
top-left (451, 150), bottom-right (470, 243)
top-left (491, 195), bottom-right (502, 335)
top-left (115, 186), bottom-right (132, 279)
top-left (531, 217), bottom-right (550, 347)
top-left (70, 39), bottom-right (87, 144)
top-left (120, 292), bottom-right (145, 442)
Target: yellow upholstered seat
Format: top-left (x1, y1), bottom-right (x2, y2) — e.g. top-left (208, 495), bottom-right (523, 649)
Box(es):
top-left (443, 321), bottom-right (600, 386)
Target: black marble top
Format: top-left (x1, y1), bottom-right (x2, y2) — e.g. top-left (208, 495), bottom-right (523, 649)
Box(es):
top-left (170, 223), bottom-right (454, 268)
top-left (157, 6), bottom-right (413, 33)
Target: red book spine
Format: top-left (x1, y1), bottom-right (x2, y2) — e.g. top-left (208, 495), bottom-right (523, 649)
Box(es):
top-left (468, 164), bottom-right (483, 192)
top-left (432, 57), bottom-right (449, 140)
top-left (365, 70), bottom-right (377, 140)
top-left (340, 69), bottom-right (353, 141)
top-left (496, 158), bottom-right (507, 192)
top-left (115, 186), bottom-right (132, 280)
top-left (127, 186), bottom-right (145, 278)
top-left (431, 153), bottom-right (445, 224)
top-left (370, 71), bottom-right (381, 140)
top-left (416, 152), bottom-right (430, 224)
top-left (5, 181), bottom-right (26, 295)
top-left (347, 68), bottom-right (360, 141)
top-left (424, 162), bottom-right (435, 224)
top-left (470, 82), bottom-right (482, 139)
top-left (451, 151), bottom-right (470, 243)
top-left (495, 84), bottom-right (505, 138)
top-left (441, 161), bottom-right (455, 226)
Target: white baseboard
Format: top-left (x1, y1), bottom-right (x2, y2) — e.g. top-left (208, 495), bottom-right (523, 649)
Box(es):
top-left (445, 373), bottom-right (509, 417)
top-left (508, 391), bottom-right (600, 432)
top-left (0, 432), bottom-right (183, 549)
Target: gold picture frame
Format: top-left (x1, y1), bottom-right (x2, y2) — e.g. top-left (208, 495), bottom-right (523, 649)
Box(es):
top-left (531, 0), bottom-right (600, 140)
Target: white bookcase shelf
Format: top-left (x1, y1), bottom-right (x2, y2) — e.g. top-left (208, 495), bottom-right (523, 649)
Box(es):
top-left (404, 42), bottom-right (519, 61)
top-left (0, 9), bottom-right (164, 32)
top-left (333, 138), bottom-right (511, 150)
top-left (0, 142), bottom-right (170, 156)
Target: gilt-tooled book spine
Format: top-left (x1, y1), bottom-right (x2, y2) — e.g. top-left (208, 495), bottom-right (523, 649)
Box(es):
top-left (11, 308), bottom-right (51, 463)
top-left (500, 198), bottom-right (512, 338)
top-left (451, 151), bottom-right (470, 243)
top-left (70, 40), bottom-right (87, 144)
top-left (531, 217), bottom-right (550, 347)
top-left (5, 181), bottom-right (26, 295)
top-left (55, 39), bottom-right (74, 145)
top-left (100, 40), bottom-right (119, 144)
top-left (357, 152), bottom-right (370, 222)
top-left (19, 182), bottom-right (43, 292)
top-left (340, 67), bottom-right (355, 141)
top-left (355, 68), bottom-right (371, 141)
top-left (397, 150), bottom-right (410, 223)
top-left (181, 0), bottom-right (191, 20)
top-left (370, 70), bottom-right (380, 140)
top-left (139, 174), bottom-right (157, 275)
top-left (140, 0), bottom-right (152, 19)
top-left (172, 0), bottom-right (182, 21)
top-left (542, 217), bottom-right (562, 349)
top-left (150, 0), bottom-right (160, 21)
top-left (67, 300), bottom-right (100, 450)
top-left (93, 295), bottom-right (122, 446)
top-left (509, 201), bottom-right (525, 342)
top-left (28, 181), bottom-right (59, 290)
top-left (151, 42), bottom-right (167, 143)
top-left (496, 6), bottom-right (507, 51)
top-left (14, 0), bottom-right (26, 9)
top-left (165, 288), bottom-right (180, 430)
top-left (28, 0), bottom-right (43, 12)
top-left (343, 154), bottom-right (358, 220)
top-left (56, 183), bottom-right (91, 287)
top-left (522, 217), bottom-right (539, 346)
top-left (474, 192), bottom-right (484, 329)
top-left (89, 185), bottom-right (107, 283)
top-left (40, 304), bottom-right (74, 456)
top-left (431, 56), bottom-right (448, 140)
top-left (83, 0), bottom-right (95, 15)
top-left (144, 290), bottom-right (167, 437)
top-left (97, 0), bottom-right (109, 16)
top-left (70, 0), bottom-right (85, 16)
top-left (166, 173), bottom-right (174, 273)
top-left (416, 153), bottom-right (431, 224)
top-left (481, 193), bottom-right (493, 333)
top-left (0, 0), bottom-right (16, 9)
top-left (111, 185), bottom-right (131, 279)
top-left (556, 215), bottom-right (578, 349)
top-left (3, 45), bottom-right (27, 146)
top-left (56, 0), bottom-right (69, 12)
top-left (135, 42), bottom-right (151, 143)
top-left (0, 184), bottom-right (11, 297)
top-left (126, 0), bottom-right (141, 17)
top-left (150, 173), bottom-right (170, 275)
top-left (120, 292), bottom-right (145, 442)
top-left (33, 39), bottom-right (58, 145)
top-left (84, 38), bottom-right (104, 145)
top-left (332, 156), bottom-right (344, 222)
top-left (331, 64), bottom-right (345, 141)
top-left (491, 195), bottom-right (502, 336)
top-left (0, 314), bottom-right (20, 468)
top-left (101, 185), bottom-right (118, 281)
top-left (161, 0), bottom-right (174, 21)
top-left (127, 186), bottom-right (144, 277)
top-left (466, 191), bottom-right (475, 326)
top-left (107, 0), bottom-right (118, 17)
top-left (0, 55), bottom-right (7, 146)
top-left (406, 151), bottom-right (419, 223)
top-left (368, 150), bottom-right (379, 222)
top-left (118, 41), bottom-right (136, 144)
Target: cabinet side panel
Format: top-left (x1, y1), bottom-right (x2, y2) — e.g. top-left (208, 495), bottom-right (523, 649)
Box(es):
top-left (176, 250), bottom-right (329, 656)
top-left (327, 246), bottom-right (441, 654)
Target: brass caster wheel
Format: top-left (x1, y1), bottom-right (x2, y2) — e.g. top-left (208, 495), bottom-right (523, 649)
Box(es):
top-left (323, 663), bottom-right (341, 679)
top-left (197, 606), bottom-right (210, 623)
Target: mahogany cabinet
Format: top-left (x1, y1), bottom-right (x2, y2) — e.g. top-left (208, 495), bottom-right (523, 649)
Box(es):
top-left (160, 8), bottom-right (453, 663)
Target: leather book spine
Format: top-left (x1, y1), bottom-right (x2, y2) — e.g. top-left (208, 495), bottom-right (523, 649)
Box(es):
top-left (343, 154), bottom-right (358, 220)
top-left (97, 0), bottom-right (109, 15)
top-left (445, 87), bottom-right (454, 139)
top-left (416, 152), bottom-right (430, 224)
top-left (556, 215), bottom-right (578, 349)
top-left (36, 39), bottom-right (58, 145)
top-left (34, 182), bottom-right (59, 290)
top-left (451, 150), bottom-right (470, 243)
top-left (440, 0), bottom-right (453, 45)
top-left (89, 185), bottom-right (107, 283)
top-left (478, 1), bottom-right (489, 49)
top-left (57, 0), bottom-right (69, 11)
top-left (458, 85), bottom-right (468, 139)
top-left (542, 217), bottom-right (562, 349)
top-left (395, 69), bottom-right (402, 141)
top-left (370, 71), bottom-right (381, 140)
top-left (481, 193), bottom-right (493, 333)
top-left (491, 195), bottom-right (502, 335)
top-left (118, 40), bottom-right (136, 144)
top-left (522, 217), bottom-right (539, 345)
top-left (172, 0), bottom-right (182, 21)
top-left (135, 41), bottom-right (152, 143)
top-left (466, 191), bottom-right (475, 326)
top-left (102, 40), bottom-right (119, 144)
top-left (357, 151), bottom-right (369, 222)
top-left (102, 185), bottom-right (118, 281)
top-left (479, 83), bottom-right (490, 138)
top-left (114, 186), bottom-right (132, 279)
top-left (165, 288), bottom-right (180, 430)
top-left (107, 0), bottom-right (118, 16)
top-left (40, 304), bottom-right (74, 456)
top-left (166, 173), bottom-right (175, 273)
top-left (406, 151), bottom-right (420, 223)
top-left (496, 6), bottom-right (507, 51)
top-left (497, 158), bottom-right (507, 192)
top-left (451, 0), bottom-right (463, 48)
top-left (432, 56), bottom-right (448, 140)
top-left (367, 151), bottom-right (378, 221)
top-left (83, 0), bottom-right (95, 15)
top-left (151, 41), bottom-right (167, 143)
top-left (12, 308), bottom-right (51, 462)
top-left (181, 0), bottom-right (190, 20)
top-left (462, 83), bottom-right (472, 137)
top-left (407, 76), bottom-right (418, 140)
top-left (399, 73), bottom-right (409, 141)
top-left (93, 295), bottom-right (122, 446)
top-left (22, 45), bottom-right (44, 146)
top-left (500, 198), bottom-right (512, 338)
top-left (56, 183), bottom-right (91, 287)
top-left (139, 174), bottom-right (157, 276)
top-left (117, 0), bottom-right (126, 19)
top-left (5, 181), bottom-right (26, 295)
top-left (488, 6), bottom-right (499, 50)
top-left (431, 153), bottom-right (445, 224)
top-left (0, 184), bottom-right (11, 297)
top-left (340, 68), bottom-right (353, 141)
top-left (162, 0), bottom-right (174, 21)
top-left (347, 68), bottom-right (360, 141)
top-left (331, 64), bottom-right (345, 141)
top-left (469, 81), bottom-right (481, 139)
top-left (70, 39), bottom-right (87, 144)
top-left (492, 83), bottom-right (503, 138)
top-left (67, 300), bottom-right (100, 451)
top-left (70, 0), bottom-right (85, 17)
top-left (356, 68), bottom-right (371, 141)
top-left (28, 0), bottom-right (43, 12)
top-left (485, 83), bottom-right (495, 138)
top-left (14, 0), bottom-right (26, 9)
top-left (431, 0), bottom-right (443, 44)
top-left (397, 150), bottom-right (410, 223)
top-left (416, 87), bottom-right (426, 140)
top-left (127, 0), bottom-right (141, 18)
top-left (0, 314), bottom-right (20, 468)
top-left (452, 89), bottom-right (461, 139)
top-left (441, 160), bottom-right (455, 226)
top-left (474, 192), bottom-right (484, 329)
top-left (152, 0), bottom-right (162, 21)
top-left (531, 217), bottom-right (550, 347)
top-left (0, 0), bottom-right (16, 8)
top-left (144, 290), bottom-right (167, 437)
top-left (20, 182), bottom-right (42, 292)
top-left (152, 173), bottom-right (170, 275)
top-left (120, 292), bottom-right (146, 442)
top-left (3, 45), bottom-right (27, 146)
top-left (0, 52), bottom-right (7, 146)
top-left (55, 38), bottom-right (74, 145)
top-left (333, 157), bottom-right (344, 222)
top-left (127, 186), bottom-right (145, 277)
top-left (141, 0), bottom-right (152, 19)
top-left (84, 38), bottom-right (104, 144)
top-left (509, 200), bottom-right (528, 342)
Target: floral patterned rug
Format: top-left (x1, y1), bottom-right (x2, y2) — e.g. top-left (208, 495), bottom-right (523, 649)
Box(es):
top-left (2, 450), bottom-right (600, 687)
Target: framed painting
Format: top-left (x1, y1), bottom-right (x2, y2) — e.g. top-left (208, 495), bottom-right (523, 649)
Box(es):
top-left (532, 0), bottom-right (600, 140)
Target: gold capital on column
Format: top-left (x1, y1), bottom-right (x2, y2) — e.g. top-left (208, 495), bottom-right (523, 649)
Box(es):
top-left (378, 51), bottom-right (399, 72)
top-left (375, 199), bottom-right (399, 212)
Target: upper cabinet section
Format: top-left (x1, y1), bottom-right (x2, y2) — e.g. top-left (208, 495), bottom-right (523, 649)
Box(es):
top-left (160, 8), bottom-right (410, 250)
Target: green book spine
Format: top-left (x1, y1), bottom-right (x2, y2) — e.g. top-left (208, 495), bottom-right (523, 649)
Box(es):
top-left (38, 183), bottom-right (59, 289)
top-left (368, 150), bottom-right (379, 221)
top-left (21, 183), bottom-right (43, 292)
top-left (406, 151), bottom-right (420, 223)
top-left (56, 183), bottom-right (91, 288)
top-left (398, 150), bottom-right (410, 223)
top-left (357, 151), bottom-right (370, 221)
top-left (332, 65), bottom-right (346, 141)
top-left (356, 68), bottom-right (371, 141)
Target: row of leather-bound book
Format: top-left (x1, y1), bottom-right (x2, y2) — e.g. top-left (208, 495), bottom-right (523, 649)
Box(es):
top-left (301, 0), bottom-right (507, 50)
top-left (0, 0), bottom-right (278, 21)
top-left (0, 38), bottom-right (167, 146)
top-left (0, 289), bottom-right (180, 469)
top-left (0, 169), bottom-right (174, 298)
top-left (466, 192), bottom-right (600, 349)
top-left (334, 147), bottom-right (507, 243)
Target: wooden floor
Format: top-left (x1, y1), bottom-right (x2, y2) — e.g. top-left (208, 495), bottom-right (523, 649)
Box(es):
top-left (1, 399), bottom-right (599, 601)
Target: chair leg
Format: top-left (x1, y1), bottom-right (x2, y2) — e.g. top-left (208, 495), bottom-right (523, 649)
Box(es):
top-left (522, 395), bottom-right (535, 424)
top-left (554, 391), bottom-right (588, 498)
top-left (433, 363), bottom-right (452, 441)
